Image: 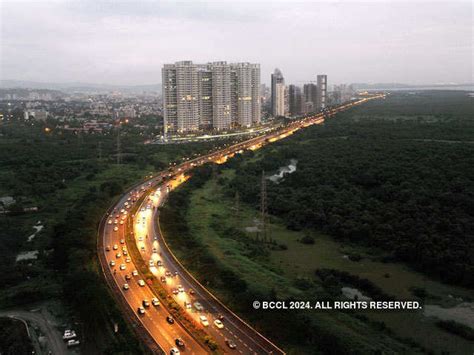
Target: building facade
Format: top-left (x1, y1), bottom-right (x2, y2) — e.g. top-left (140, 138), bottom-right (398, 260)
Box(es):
top-left (316, 75), bottom-right (327, 110)
top-left (271, 68), bottom-right (286, 117)
top-left (162, 61), bottom-right (260, 134)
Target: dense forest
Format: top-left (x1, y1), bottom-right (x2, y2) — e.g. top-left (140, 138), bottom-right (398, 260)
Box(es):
top-left (222, 91), bottom-right (474, 287)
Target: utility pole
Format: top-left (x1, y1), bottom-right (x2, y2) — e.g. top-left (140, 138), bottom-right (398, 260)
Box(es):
top-left (260, 170), bottom-right (268, 243)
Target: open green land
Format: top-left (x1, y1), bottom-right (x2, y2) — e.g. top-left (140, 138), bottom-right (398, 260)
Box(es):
top-left (161, 91), bottom-right (474, 354)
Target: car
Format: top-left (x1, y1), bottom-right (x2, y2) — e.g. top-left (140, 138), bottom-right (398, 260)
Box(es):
top-left (123, 250), bottom-right (128, 256)
top-left (157, 260), bottom-right (163, 267)
top-left (152, 247), bottom-right (158, 253)
top-left (137, 307), bottom-right (145, 315)
top-left (194, 302), bottom-right (203, 311)
top-left (175, 338), bottom-right (185, 348)
top-left (160, 276), bottom-right (167, 284)
top-left (138, 236), bottom-right (143, 241)
top-left (120, 220), bottom-right (124, 225)
top-left (114, 219), bottom-right (118, 224)
top-left (165, 270), bottom-right (172, 277)
top-left (184, 301), bottom-right (192, 309)
top-left (199, 315), bottom-right (209, 327)
top-left (142, 299), bottom-right (150, 308)
top-left (172, 288), bottom-right (179, 295)
top-left (120, 264), bottom-right (126, 271)
top-left (123, 283), bottom-right (129, 290)
top-left (113, 244), bottom-right (118, 250)
top-left (174, 271), bottom-right (179, 277)
top-left (132, 270), bottom-right (138, 276)
top-left (120, 209), bottom-right (125, 213)
top-left (67, 339), bottom-right (80, 347)
top-left (108, 219), bottom-right (113, 225)
top-left (125, 257), bottom-right (131, 263)
top-left (149, 260), bottom-right (154, 267)
top-left (113, 226), bottom-right (119, 232)
top-left (105, 245), bottom-right (111, 251)
top-left (120, 238), bottom-right (125, 244)
top-left (140, 245), bottom-right (145, 251)
top-left (225, 339), bottom-right (237, 349)
top-left (115, 253), bottom-right (121, 259)
top-left (109, 260), bottom-right (115, 267)
top-left (152, 298), bottom-right (160, 306)
top-left (62, 330), bottom-right (76, 340)
top-left (214, 319), bottom-right (224, 329)
top-left (125, 274), bottom-right (131, 281)
top-left (170, 348), bottom-right (180, 355)
top-left (138, 279), bottom-right (145, 287)
top-left (189, 289), bottom-right (195, 295)
top-left (177, 285), bottom-right (184, 293)
top-left (166, 316), bottom-right (174, 324)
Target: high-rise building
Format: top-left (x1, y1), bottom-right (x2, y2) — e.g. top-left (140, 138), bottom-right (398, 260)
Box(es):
top-left (288, 85), bottom-right (303, 116)
top-left (162, 61), bottom-right (261, 134)
top-left (303, 83), bottom-right (318, 113)
top-left (316, 75), bottom-right (327, 110)
top-left (271, 68), bottom-right (286, 117)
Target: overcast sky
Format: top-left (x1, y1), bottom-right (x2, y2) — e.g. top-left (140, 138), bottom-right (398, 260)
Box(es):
top-left (0, 0), bottom-right (472, 85)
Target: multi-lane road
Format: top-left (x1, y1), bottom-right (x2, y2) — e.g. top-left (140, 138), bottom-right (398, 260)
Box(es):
top-left (98, 95), bottom-right (385, 354)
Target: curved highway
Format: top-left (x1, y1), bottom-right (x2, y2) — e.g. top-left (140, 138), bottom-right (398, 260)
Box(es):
top-left (98, 95), bottom-right (384, 355)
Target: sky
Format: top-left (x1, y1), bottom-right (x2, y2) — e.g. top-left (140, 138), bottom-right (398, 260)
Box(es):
top-left (0, 0), bottom-right (472, 86)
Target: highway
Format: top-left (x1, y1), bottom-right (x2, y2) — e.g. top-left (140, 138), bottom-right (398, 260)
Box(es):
top-left (98, 95), bottom-right (384, 354)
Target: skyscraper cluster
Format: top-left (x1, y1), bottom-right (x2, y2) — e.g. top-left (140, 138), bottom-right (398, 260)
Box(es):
top-left (162, 61), bottom-right (261, 135)
top-left (271, 69), bottom-right (327, 117)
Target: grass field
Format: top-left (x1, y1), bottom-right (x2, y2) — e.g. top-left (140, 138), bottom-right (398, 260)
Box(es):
top-left (179, 168), bottom-right (473, 354)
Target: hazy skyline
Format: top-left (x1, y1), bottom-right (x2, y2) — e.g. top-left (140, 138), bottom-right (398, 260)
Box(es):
top-left (1, 0), bottom-right (472, 86)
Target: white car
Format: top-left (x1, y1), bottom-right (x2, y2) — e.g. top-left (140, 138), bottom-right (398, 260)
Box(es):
top-left (199, 315), bottom-right (209, 327)
top-left (67, 339), bottom-right (80, 347)
top-left (115, 253), bottom-right (121, 259)
top-left (125, 257), bottom-right (131, 263)
top-left (214, 319), bottom-right (224, 329)
top-left (132, 270), bottom-right (138, 276)
top-left (120, 264), bottom-right (126, 270)
top-left (62, 330), bottom-right (76, 340)
top-left (152, 298), bottom-right (160, 306)
top-left (137, 307), bottom-right (145, 315)
top-left (113, 226), bottom-right (119, 232)
top-left (108, 219), bottom-right (112, 225)
top-left (109, 260), bottom-right (115, 267)
top-left (114, 219), bottom-right (118, 224)
top-left (149, 260), bottom-right (154, 267)
top-left (113, 244), bottom-right (118, 250)
top-left (123, 283), bottom-right (129, 290)
top-left (194, 302), bottom-right (203, 311)
top-left (170, 347), bottom-right (180, 355)
top-left (177, 285), bottom-right (184, 293)
top-left (120, 239), bottom-right (125, 244)
top-left (138, 279), bottom-right (145, 287)
top-left (120, 220), bottom-right (124, 225)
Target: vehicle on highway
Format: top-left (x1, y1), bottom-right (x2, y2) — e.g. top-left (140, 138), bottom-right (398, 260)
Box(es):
top-left (225, 339), bottom-right (237, 349)
top-left (142, 299), bottom-right (150, 308)
top-left (172, 288), bottom-right (179, 295)
top-left (140, 245), bottom-right (145, 251)
top-left (123, 250), bottom-right (128, 256)
top-left (120, 264), bottom-right (126, 271)
top-left (194, 302), bottom-right (203, 311)
top-left (188, 289), bottom-right (195, 295)
top-left (123, 283), bottom-right (129, 290)
top-left (170, 348), bottom-right (180, 355)
top-left (166, 316), bottom-right (174, 324)
top-left (113, 244), bottom-right (118, 250)
top-left (115, 253), bottom-right (121, 258)
top-left (175, 338), bottom-right (185, 348)
top-left (114, 219), bottom-right (118, 224)
top-left (113, 226), bottom-right (119, 232)
top-left (177, 285), bottom-right (184, 293)
top-left (132, 270), bottom-right (138, 276)
top-left (137, 307), bottom-right (145, 315)
top-left (165, 270), bottom-right (172, 277)
top-left (120, 238), bottom-right (125, 244)
top-left (120, 220), bottom-right (124, 225)
top-left (157, 260), bottom-right (163, 267)
top-left (149, 260), bottom-right (154, 267)
top-left (214, 319), bottom-right (224, 329)
top-left (138, 236), bottom-right (143, 241)
top-left (184, 301), bottom-right (192, 309)
top-left (108, 219), bottom-right (112, 225)
top-left (160, 276), bottom-right (167, 284)
top-left (125, 257), bottom-right (131, 263)
top-left (125, 274), bottom-right (131, 281)
top-left (109, 260), bottom-right (115, 267)
top-left (152, 298), bottom-right (160, 306)
top-left (138, 279), bottom-right (145, 287)
top-left (105, 245), bottom-right (110, 251)
top-left (199, 315), bottom-right (209, 327)
top-left (152, 247), bottom-right (158, 253)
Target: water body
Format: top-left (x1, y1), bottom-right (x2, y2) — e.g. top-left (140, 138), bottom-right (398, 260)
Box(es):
top-left (16, 250), bottom-right (39, 262)
top-left (424, 302), bottom-right (474, 328)
top-left (341, 287), bottom-right (372, 301)
top-left (27, 223), bottom-right (43, 242)
top-left (268, 159), bottom-right (298, 183)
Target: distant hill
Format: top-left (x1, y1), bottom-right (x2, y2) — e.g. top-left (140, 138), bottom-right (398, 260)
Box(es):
top-left (0, 80), bottom-right (162, 94)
